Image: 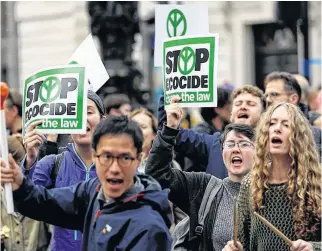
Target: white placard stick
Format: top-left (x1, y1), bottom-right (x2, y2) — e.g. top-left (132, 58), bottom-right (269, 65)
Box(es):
top-left (0, 82), bottom-right (14, 214)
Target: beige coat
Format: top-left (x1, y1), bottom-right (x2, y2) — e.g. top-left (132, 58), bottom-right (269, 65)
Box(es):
top-left (1, 192), bottom-right (51, 251)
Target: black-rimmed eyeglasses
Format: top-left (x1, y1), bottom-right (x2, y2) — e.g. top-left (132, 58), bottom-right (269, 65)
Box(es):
top-left (95, 153), bottom-right (136, 168)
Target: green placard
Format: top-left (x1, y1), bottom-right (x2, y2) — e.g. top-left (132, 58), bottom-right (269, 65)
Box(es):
top-left (23, 65), bottom-right (87, 135)
top-left (162, 35), bottom-right (219, 108)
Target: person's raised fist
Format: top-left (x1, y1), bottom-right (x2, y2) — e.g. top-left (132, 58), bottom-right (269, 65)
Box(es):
top-left (166, 96), bottom-right (184, 129)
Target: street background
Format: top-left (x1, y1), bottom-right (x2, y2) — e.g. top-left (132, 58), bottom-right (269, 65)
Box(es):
top-left (1, 1), bottom-right (321, 125)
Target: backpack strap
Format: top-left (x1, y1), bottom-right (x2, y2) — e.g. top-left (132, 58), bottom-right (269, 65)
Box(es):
top-left (195, 176), bottom-right (223, 236)
top-left (49, 152), bottom-right (65, 188)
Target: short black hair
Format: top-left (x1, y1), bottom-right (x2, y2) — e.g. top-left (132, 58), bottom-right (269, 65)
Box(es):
top-left (264, 71), bottom-right (302, 104)
top-left (220, 123), bottom-right (255, 146)
top-left (92, 115), bottom-right (143, 154)
top-left (104, 94), bottom-right (130, 114)
top-left (200, 87), bottom-right (232, 122)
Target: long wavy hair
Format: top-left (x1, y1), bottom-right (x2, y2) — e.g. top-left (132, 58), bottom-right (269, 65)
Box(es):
top-left (251, 103), bottom-right (321, 239)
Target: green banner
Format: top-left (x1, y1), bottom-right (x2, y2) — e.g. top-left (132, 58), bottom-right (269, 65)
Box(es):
top-left (22, 65), bottom-right (87, 135)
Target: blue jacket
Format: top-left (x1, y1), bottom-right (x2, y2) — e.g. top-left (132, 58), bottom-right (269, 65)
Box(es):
top-left (13, 174), bottom-right (172, 251)
top-left (21, 143), bottom-right (97, 251)
top-left (157, 95), bottom-right (228, 179)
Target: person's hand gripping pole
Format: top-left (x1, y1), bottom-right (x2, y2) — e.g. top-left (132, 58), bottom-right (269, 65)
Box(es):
top-left (0, 82), bottom-right (14, 214)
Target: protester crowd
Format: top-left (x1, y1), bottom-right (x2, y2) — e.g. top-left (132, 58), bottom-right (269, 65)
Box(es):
top-left (0, 71), bottom-right (321, 251)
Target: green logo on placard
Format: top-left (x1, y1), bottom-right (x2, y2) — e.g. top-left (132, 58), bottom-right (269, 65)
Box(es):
top-left (178, 47), bottom-right (196, 75)
top-left (166, 9), bottom-right (187, 37)
top-left (39, 76), bottom-right (62, 102)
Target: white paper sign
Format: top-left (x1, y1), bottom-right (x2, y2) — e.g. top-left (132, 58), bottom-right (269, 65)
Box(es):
top-left (69, 34), bottom-right (109, 92)
top-left (154, 4), bottom-right (209, 67)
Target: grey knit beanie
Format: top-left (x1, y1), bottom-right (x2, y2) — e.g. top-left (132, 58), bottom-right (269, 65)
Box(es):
top-left (87, 90), bottom-right (105, 116)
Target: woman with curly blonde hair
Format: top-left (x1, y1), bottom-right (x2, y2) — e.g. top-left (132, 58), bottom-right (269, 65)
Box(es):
top-left (224, 103), bottom-right (321, 251)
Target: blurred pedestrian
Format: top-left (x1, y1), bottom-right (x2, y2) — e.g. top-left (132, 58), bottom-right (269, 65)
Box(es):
top-left (4, 89), bottom-right (23, 135)
top-left (104, 93), bottom-right (132, 117)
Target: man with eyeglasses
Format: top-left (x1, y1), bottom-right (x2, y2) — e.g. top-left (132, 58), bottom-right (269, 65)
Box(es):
top-left (146, 97), bottom-right (256, 250)
top-left (264, 71), bottom-right (321, 159)
top-left (264, 71), bottom-right (307, 108)
top-left (0, 116), bottom-right (172, 251)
